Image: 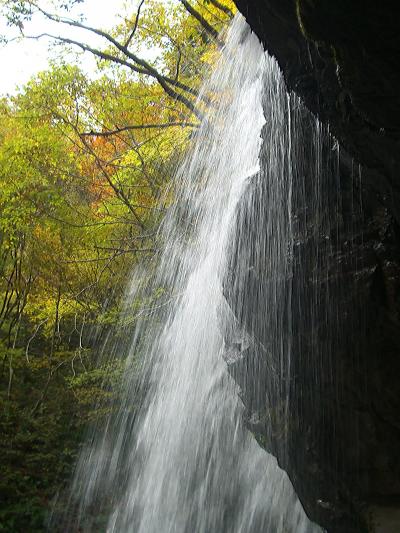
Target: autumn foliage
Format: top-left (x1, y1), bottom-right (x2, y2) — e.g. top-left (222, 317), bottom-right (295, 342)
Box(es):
top-left (0, 0), bottom-right (235, 530)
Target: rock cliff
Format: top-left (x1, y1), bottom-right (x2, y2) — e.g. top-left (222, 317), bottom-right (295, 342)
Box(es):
top-left (230, 2), bottom-right (400, 531)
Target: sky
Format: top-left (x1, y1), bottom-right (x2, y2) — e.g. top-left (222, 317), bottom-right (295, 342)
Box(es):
top-left (0, 0), bottom-right (131, 95)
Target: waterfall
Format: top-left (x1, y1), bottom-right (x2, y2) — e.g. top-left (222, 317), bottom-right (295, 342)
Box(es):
top-left (54, 15), bottom-right (341, 533)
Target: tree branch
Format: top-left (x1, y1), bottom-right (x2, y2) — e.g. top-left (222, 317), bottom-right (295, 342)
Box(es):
top-left (125, 0), bottom-right (145, 47)
top-left (179, 0), bottom-right (222, 44)
top-left (208, 0), bottom-right (234, 18)
top-left (80, 121), bottom-right (199, 137)
top-left (28, 3), bottom-right (206, 116)
top-left (28, 31), bottom-right (204, 118)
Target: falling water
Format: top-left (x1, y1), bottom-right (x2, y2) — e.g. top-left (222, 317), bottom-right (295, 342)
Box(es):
top-left (54, 15), bottom-right (344, 533)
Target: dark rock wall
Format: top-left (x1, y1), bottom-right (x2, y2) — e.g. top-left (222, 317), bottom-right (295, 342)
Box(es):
top-left (231, 2), bottom-right (400, 532)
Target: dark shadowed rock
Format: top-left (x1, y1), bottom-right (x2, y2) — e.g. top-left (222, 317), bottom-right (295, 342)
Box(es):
top-left (228, 2), bottom-right (400, 532)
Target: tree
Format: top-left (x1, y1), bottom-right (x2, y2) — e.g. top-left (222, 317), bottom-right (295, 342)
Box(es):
top-left (0, 1), bottom-right (236, 529)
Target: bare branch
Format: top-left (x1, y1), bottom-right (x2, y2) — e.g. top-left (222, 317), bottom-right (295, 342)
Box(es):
top-left (125, 0), bottom-right (145, 47)
top-left (26, 318), bottom-right (49, 362)
top-left (94, 246), bottom-right (157, 254)
top-left (62, 256), bottom-right (120, 264)
top-left (29, 31), bottom-right (203, 118)
top-left (27, 3), bottom-right (206, 116)
top-left (80, 121), bottom-right (199, 137)
top-left (175, 47), bottom-right (182, 82)
top-left (179, 0), bottom-right (222, 44)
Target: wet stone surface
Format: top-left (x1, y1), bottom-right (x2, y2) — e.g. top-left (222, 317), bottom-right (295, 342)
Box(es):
top-left (230, 2), bottom-right (400, 532)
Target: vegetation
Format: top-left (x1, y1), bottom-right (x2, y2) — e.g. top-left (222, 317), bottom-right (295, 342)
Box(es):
top-left (0, 1), bottom-right (235, 530)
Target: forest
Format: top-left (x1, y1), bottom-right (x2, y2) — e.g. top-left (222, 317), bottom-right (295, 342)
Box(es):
top-left (0, 1), bottom-right (235, 530)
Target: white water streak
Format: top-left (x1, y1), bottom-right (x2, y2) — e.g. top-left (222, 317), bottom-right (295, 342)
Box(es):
top-left (66, 17), bottom-right (322, 533)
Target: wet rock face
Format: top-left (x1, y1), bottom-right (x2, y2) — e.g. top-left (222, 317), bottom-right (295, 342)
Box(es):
top-left (230, 1), bottom-right (400, 532)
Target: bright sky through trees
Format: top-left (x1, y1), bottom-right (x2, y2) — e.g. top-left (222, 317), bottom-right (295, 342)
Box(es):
top-left (0, 0), bottom-right (129, 94)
